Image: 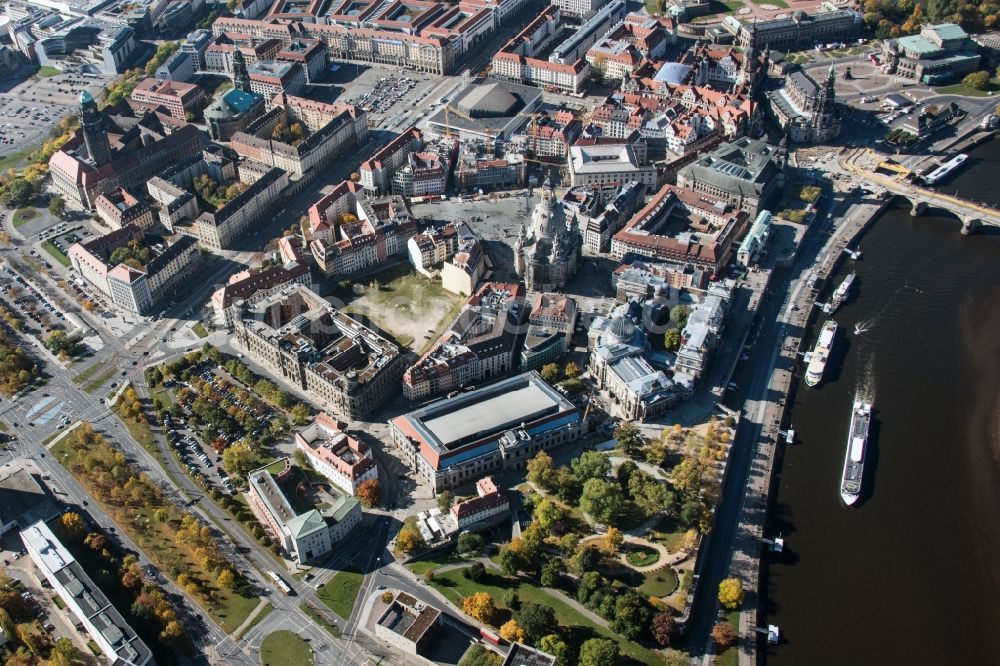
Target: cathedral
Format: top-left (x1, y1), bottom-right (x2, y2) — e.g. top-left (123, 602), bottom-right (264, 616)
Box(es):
top-left (515, 179), bottom-right (582, 292)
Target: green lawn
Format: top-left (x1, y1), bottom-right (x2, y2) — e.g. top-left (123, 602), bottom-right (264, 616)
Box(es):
top-left (751, 0), bottom-right (787, 6)
top-left (716, 610), bottom-right (741, 665)
top-left (192, 322), bottom-right (208, 338)
top-left (429, 566), bottom-right (663, 666)
top-left (317, 568), bottom-right (363, 620)
top-left (36, 66), bottom-right (60, 77)
top-left (12, 208), bottom-right (37, 227)
top-left (235, 602), bottom-right (272, 639)
top-left (406, 551), bottom-right (465, 576)
top-left (0, 146), bottom-right (34, 172)
top-left (41, 241), bottom-right (71, 267)
top-left (637, 568), bottom-right (678, 598)
top-left (722, 0), bottom-right (744, 9)
top-left (625, 545), bottom-right (660, 568)
top-left (259, 630), bottom-right (313, 666)
top-left (934, 79), bottom-right (1000, 97)
top-left (651, 516), bottom-right (689, 552)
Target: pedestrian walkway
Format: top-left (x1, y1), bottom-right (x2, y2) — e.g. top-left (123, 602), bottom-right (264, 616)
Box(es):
top-left (231, 599), bottom-right (270, 639)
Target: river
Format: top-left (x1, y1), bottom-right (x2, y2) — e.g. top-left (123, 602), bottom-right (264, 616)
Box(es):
top-left (764, 156), bottom-right (1000, 663)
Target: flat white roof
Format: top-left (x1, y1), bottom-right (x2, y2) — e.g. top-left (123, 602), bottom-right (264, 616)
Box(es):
top-left (21, 521), bottom-right (72, 575)
top-left (421, 381), bottom-right (556, 445)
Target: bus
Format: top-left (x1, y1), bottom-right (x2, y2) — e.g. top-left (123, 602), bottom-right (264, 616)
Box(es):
top-left (267, 570), bottom-right (294, 595)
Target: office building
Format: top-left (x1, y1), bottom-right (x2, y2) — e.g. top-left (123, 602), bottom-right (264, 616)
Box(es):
top-left (210, 260), bottom-right (312, 328)
top-left (295, 413), bottom-right (378, 495)
top-left (247, 458), bottom-right (362, 562)
top-left (520, 292), bottom-right (577, 370)
top-left (93, 187), bottom-right (154, 231)
top-left (675, 137), bottom-right (781, 217)
top-left (234, 285), bottom-right (405, 420)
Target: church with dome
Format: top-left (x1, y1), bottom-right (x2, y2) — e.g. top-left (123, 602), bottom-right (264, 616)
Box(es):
top-left (514, 178), bottom-right (583, 293)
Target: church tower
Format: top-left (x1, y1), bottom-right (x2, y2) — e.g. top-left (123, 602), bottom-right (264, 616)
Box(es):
top-left (233, 47), bottom-right (251, 93)
top-left (79, 90), bottom-right (111, 167)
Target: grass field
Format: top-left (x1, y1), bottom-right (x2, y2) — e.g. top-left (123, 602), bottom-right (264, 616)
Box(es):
top-left (36, 66), bottom-right (60, 77)
top-left (192, 322), bottom-right (208, 338)
top-left (12, 208), bottom-right (37, 227)
top-left (260, 630), bottom-right (313, 666)
top-left (651, 516), bottom-right (690, 552)
top-left (317, 568), bottom-right (363, 620)
top-left (342, 263), bottom-right (464, 352)
top-left (406, 551), bottom-right (465, 576)
top-left (234, 602), bottom-right (272, 639)
top-left (750, 0), bottom-right (788, 6)
top-left (716, 610), bottom-right (741, 665)
top-left (41, 241), bottom-right (71, 267)
top-left (0, 146), bottom-right (34, 171)
top-left (637, 568), bottom-right (678, 598)
top-left (111, 403), bottom-right (157, 457)
top-left (429, 566), bottom-right (662, 666)
top-left (625, 545), bottom-right (660, 568)
top-left (934, 79), bottom-right (1000, 97)
top-left (300, 602), bottom-right (342, 638)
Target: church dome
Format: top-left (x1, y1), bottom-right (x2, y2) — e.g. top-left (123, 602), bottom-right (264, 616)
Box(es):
top-left (608, 316), bottom-right (636, 344)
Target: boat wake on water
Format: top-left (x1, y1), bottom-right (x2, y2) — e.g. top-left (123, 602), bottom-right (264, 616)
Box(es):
top-left (854, 318), bottom-right (875, 335)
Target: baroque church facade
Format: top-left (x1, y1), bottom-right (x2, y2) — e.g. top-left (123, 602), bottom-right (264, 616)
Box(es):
top-left (515, 179), bottom-right (583, 292)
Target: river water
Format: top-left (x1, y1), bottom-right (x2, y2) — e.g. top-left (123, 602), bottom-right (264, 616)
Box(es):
top-left (765, 144), bottom-right (1000, 664)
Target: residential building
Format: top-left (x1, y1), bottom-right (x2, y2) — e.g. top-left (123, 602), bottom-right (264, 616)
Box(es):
top-left (392, 152), bottom-right (447, 197)
top-left (247, 458), bottom-right (362, 562)
top-left (402, 282), bottom-right (528, 401)
top-left (586, 14), bottom-right (674, 80)
top-left (68, 225), bottom-right (201, 314)
top-left (375, 593), bottom-right (441, 656)
top-left (93, 188), bottom-right (154, 231)
top-left (276, 38), bottom-right (327, 82)
top-left (155, 49), bottom-right (195, 82)
top-left (21, 521), bottom-right (153, 666)
top-left (180, 28), bottom-right (213, 70)
top-left (454, 150), bottom-right (525, 191)
top-left (767, 68), bottom-right (841, 144)
top-left (552, 0), bottom-right (615, 20)
top-left (204, 33), bottom-right (282, 74)
top-left (248, 60), bottom-right (306, 100)
top-left (490, 6), bottom-right (590, 95)
top-left (295, 413), bottom-right (378, 495)
top-left (360, 127), bottom-right (424, 194)
top-left (408, 224), bottom-right (460, 276)
top-left (675, 136), bottom-right (781, 217)
top-left (389, 371), bottom-right (583, 492)
top-left (520, 292), bottom-right (577, 370)
top-left (441, 233), bottom-right (486, 296)
top-left (234, 285), bottom-right (405, 420)
top-left (230, 95), bottom-right (367, 178)
top-left (514, 178), bottom-right (583, 292)
top-left (882, 23), bottom-right (981, 83)
top-left (451, 476), bottom-right (508, 530)
top-left (188, 166), bottom-right (289, 250)
top-left (307, 180), bottom-right (417, 277)
top-left (610, 183), bottom-right (748, 281)
top-left (578, 181), bottom-right (646, 253)
top-left (568, 143), bottom-right (657, 188)
top-left (509, 108), bottom-right (581, 158)
top-left (548, 0), bottom-right (626, 64)
top-left (210, 260), bottom-right (312, 328)
top-left (129, 77), bottom-right (205, 120)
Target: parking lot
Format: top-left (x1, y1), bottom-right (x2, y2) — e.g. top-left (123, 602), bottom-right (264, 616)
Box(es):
top-left (0, 70), bottom-right (107, 159)
top-left (165, 363), bottom-right (290, 495)
top-left (325, 65), bottom-right (443, 129)
top-left (0, 264), bottom-right (71, 338)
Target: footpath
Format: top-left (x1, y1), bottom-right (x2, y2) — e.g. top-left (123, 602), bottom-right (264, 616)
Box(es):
top-left (732, 191), bottom-right (891, 665)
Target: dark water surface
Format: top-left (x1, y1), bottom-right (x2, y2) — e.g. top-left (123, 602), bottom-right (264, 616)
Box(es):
top-left (764, 202), bottom-right (1000, 664)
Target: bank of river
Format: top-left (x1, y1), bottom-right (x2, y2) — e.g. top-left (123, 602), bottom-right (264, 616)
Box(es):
top-left (764, 205), bottom-right (1000, 664)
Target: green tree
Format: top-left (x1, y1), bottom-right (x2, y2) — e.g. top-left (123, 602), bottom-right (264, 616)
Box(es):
top-left (670, 305), bottom-right (692, 329)
top-left (290, 402), bottom-right (311, 424)
top-left (436, 490), bottom-right (454, 512)
top-left (526, 451), bottom-right (556, 490)
top-left (540, 558), bottom-right (561, 586)
top-left (576, 570), bottom-right (602, 604)
top-left (47, 195), bottom-right (65, 217)
top-left (464, 561), bottom-right (486, 582)
top-left (571, 451), bottom-right (611, 483)
top-left (569, 546), bottom-right (601, 575)
top-left (579, 638), bottom-right (619, 666)
top-left (563, 361), bottom-right (581, 379)
top-left (540, 362), bottom-right (560, 383)
top-left (222, 440), bottom-right (257, 478)
top-left (5, 179), bottom-right (33, 207)
top-left (614, 421), bottom-right (645, 456)
top-left (580, 478), bottom-right (624, 523)
top-left (963, 70), bottom-right (991, 90)
top-left (539, 634), bottom-right (571, 666)
top-left (612, 589), bottom-right (651, 640)
top-left (497, 544), bottom-right (528, 575)
top-left (532, 498), bottom-right (566, 532)
top-left (458, 531), bottom-right (484, 556)
top-left (664, 328), bottom-right (681, 351)
top-left (561, 378), bottom-right (585, 394)
top-left (515, 602), bottom-right (557, 644)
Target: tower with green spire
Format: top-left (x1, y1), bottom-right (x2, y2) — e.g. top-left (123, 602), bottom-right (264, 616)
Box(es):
top-left (79, 90), bottom-right (112, 167)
